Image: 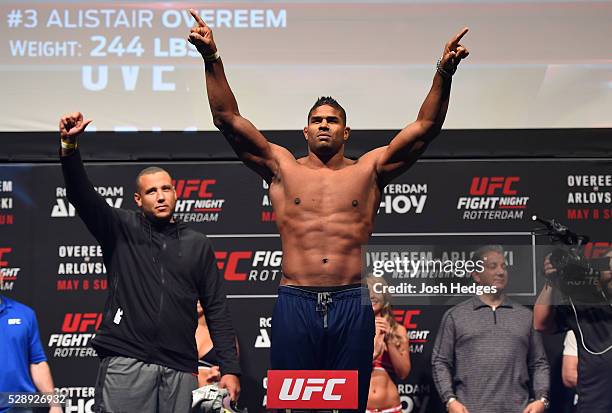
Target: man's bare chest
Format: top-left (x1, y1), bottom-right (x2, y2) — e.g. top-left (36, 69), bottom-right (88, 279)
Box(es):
top-left (269, 164), bottom-right (379, 212)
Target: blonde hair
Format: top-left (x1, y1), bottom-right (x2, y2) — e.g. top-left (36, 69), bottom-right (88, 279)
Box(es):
top-left (365, 276), bottom-right (402, 346)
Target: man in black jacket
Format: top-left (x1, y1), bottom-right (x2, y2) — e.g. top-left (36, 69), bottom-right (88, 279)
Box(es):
top-left (58, 112), bottom-right (240, 413)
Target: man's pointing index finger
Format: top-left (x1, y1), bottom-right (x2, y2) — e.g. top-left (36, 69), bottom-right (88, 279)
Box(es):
top-left (450, 27), bottom-right (469, 46)
top-left (189, 9), bottom-right (206, 27)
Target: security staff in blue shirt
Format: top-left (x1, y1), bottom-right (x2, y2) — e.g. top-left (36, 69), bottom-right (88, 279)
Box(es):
top-left (0, 271), bottom-right (61, 413)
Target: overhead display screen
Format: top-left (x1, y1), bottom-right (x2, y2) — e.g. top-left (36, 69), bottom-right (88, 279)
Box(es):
top-left (1, 1), bottom-right (611, 131)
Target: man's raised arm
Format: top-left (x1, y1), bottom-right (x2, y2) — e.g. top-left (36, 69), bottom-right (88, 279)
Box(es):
top-left (371, 28), bottom-right (470, 185)
top-left (59, 112), bottom-right (116, 247)
top-left (188, 9), bottom-right (279, 182)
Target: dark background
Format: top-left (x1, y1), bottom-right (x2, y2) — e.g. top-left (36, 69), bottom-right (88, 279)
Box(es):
top-left (1, 128), bottom-right (610, 412)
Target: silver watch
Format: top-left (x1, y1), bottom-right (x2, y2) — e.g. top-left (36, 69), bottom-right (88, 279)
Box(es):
top-left (539, 397), bottom-right (550, 409)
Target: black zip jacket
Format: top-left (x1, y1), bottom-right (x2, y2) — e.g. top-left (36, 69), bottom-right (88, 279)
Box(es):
top-left (60, 150), bottom-right (240, 375)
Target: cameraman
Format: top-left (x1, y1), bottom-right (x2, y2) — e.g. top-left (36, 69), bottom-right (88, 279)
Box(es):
top-left (534, 248), bottom-right (612, 413)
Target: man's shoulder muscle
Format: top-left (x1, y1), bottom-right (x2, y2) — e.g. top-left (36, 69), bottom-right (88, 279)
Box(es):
top-left (270, 144), bottom-right (296, 163)
top-left (359, 146), bottom-right (387, 165)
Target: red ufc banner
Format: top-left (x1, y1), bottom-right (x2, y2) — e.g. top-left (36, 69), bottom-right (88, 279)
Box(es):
top-left (266, 370), bottom-right (358, 409)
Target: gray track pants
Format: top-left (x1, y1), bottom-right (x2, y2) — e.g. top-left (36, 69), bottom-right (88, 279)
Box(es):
top-left (94, 356), bottom-right (197, 413)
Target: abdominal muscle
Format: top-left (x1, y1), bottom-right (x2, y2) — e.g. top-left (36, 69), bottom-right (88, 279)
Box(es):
top-left (269, 156), bottom-right (381, 286)
top-left (368, 369), bottom-right (401, 409)
top-left (278, 211), bottom-right (373, 286)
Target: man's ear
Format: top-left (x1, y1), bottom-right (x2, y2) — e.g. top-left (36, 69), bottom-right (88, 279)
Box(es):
top-left (344, 126), bottom-right (351, 141)
top-left (471, 272), bottom-right (481, 284)
top-left (303, 126), bottom-right (308, 140)
top-left (134, 192), bottom-right (142, 208)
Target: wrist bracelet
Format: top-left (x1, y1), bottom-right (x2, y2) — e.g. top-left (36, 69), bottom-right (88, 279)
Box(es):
top-left (436, 58), bottom-right (454, 79)
top-left (203, 50), bottom-right (220, 63)
top-left (60, 139), bottom-right (77, 150)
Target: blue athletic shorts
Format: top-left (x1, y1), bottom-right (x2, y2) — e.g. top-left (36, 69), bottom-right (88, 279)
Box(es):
top-left (271, 284), bottom-right (375, 412)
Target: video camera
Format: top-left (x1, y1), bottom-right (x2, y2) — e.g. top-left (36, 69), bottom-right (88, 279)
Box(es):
top-left (533, 216), bottom-right (610, 302)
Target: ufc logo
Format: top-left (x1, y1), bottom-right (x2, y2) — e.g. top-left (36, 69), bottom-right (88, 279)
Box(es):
top-left (215, 251), bottom-right (253, 281)
top-left (279, 378), bottom-right (345, 401)
top-left (583, 242), bottom-right (612, 259)
top-left (61, 313), bottom-right (102, 333)
top-left (173, 179), bottom-right (216, 199)
top-left (0, 247), bottom-right (11, 267)
top-left (469, 176), bottom-right (520, 196)
top-left (393, 309), bottom-right (421, 329)
top-left (267, 370), bottom-right (358, 409)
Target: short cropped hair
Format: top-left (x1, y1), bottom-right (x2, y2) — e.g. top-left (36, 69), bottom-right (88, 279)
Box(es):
top-left (307, 96), bottom-right (347, 125)
top-left (472, 245), bottom-right (505, 267)
top-left (135, 166), bottom-right (171, 192)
